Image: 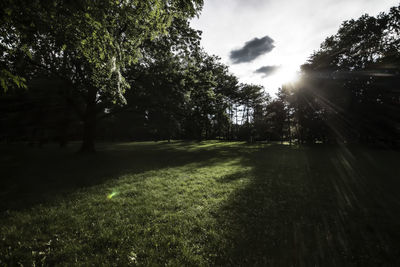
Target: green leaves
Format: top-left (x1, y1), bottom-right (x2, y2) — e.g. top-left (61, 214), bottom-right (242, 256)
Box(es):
top-left (1, 0), bottom-right (203, 99)
top-left (0, 70), bottom-right (27, 92)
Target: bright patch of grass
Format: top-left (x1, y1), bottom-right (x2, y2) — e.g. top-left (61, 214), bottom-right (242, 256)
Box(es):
top-left (1, 141), bottom-right (400, 265)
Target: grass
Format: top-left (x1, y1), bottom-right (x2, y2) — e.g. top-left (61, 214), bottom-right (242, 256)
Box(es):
top-left (0, 141), bottom-right (399, 266)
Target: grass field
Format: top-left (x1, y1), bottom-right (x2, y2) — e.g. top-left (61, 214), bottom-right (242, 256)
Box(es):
top-left (1, 141), bottom-right (399, 266)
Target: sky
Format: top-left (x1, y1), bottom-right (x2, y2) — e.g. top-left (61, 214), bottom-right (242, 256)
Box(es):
top-left (190, 0), bottom-right (399, 96)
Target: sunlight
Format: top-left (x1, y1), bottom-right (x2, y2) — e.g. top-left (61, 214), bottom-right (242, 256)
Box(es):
top-left (259, 64), bottom-right (301, 93)
top-left (275, 65), bottom-right (301, 85)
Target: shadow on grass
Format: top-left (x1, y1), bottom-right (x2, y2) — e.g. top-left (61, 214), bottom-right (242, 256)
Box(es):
top-left (210, 144), bottom-right (400, 266)
top-left (1, 141), bottom-right (399, 265)
top-left (0, 141), bottom-right (248, 212)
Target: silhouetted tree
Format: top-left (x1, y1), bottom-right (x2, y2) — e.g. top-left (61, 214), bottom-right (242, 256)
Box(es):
top-left (285, 5), bottom-right (400, 147)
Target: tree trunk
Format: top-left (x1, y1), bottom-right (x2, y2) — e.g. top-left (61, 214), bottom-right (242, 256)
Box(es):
top-left (287, 110), bottom-right (292, 145)
top-left (80, 86), bottom-right (98, 153)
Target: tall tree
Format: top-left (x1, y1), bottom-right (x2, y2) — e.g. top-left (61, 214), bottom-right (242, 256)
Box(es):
top-left (287, 5), bottom-right (400, 146)
top-left (1, 0), bottom-right (203, 151)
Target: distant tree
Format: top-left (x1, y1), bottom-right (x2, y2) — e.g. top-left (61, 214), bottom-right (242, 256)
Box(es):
top-left (252, 98), bottom-right (270, 141)
top-left (265, 95), bottom-right (287, 142)
top-left (98, 19), bottom-right (241, 142)
top-left (235, 84), bottom-right (266, 141)
top-left (184, 52), bottom-right (225, 140)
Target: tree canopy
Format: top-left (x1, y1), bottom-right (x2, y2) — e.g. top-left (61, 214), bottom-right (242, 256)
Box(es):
top-left (1, 0), bottom-right (204, 151)
top-left (0, 2), bottom-right (398, 149)
top-left (283, 5), bottom-right (400, 146)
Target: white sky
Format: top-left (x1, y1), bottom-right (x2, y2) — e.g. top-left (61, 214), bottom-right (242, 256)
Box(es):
top-left (190, 0), bottom-right (399, 96)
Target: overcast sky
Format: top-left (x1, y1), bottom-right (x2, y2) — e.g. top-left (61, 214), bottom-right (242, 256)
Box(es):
top-left (190, 0), bottom-right (399, 96)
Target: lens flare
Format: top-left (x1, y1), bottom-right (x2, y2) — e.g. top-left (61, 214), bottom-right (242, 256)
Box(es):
top-left (107, 191), bottom-right (119, 199)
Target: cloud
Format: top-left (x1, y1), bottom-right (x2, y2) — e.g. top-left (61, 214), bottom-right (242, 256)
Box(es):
top-left (234, 0), bottom-right (269, 10)
top-left (230, 35), bottom-right (275, 64)
top-left (254, 65), bottom-right (280, 77)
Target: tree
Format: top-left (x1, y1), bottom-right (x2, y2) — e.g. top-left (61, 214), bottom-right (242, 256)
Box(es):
top-left (287, 5), bottom-right (400, 146)
top-left (96, 19), bottom-right (242, 142)
top-left (234, 84), bottom-right (266, 141)
top-left (1, 0), bottom-right (203, 152)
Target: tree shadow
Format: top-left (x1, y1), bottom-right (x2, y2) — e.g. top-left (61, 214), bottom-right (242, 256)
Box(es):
top-left (2, 142), bottom-right (399, 265)
top-left (0, 141), bottom-right (247, 213)
top-left (211, 144), bottom-right (400, 266)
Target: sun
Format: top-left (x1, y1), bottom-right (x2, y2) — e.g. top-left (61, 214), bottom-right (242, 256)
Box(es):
top-left (261, 64), bottom-right (301, 92)
top-left (275, 65), bottom-right (301, 85)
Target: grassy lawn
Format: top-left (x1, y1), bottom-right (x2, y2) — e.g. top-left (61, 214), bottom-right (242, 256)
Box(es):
top-left (1, 141), bottom-right (400, 266)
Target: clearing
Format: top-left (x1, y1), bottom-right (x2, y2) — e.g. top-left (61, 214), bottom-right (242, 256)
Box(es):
top-left (1, 141), bottom-right (399, 266)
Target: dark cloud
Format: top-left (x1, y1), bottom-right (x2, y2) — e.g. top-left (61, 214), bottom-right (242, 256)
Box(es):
top-left (254, 65), bottom-right (280, 77)
top-left (230, 35), bottom-right (275, 64)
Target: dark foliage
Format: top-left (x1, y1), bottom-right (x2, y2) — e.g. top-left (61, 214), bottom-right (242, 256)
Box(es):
top-left (0, 3), bottom-right (399, 149)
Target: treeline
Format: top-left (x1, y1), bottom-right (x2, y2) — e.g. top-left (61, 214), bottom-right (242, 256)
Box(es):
top-left (278, 5), bottom-right (400, 147)
top-left (1, 2), bottom-right (399, 150)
